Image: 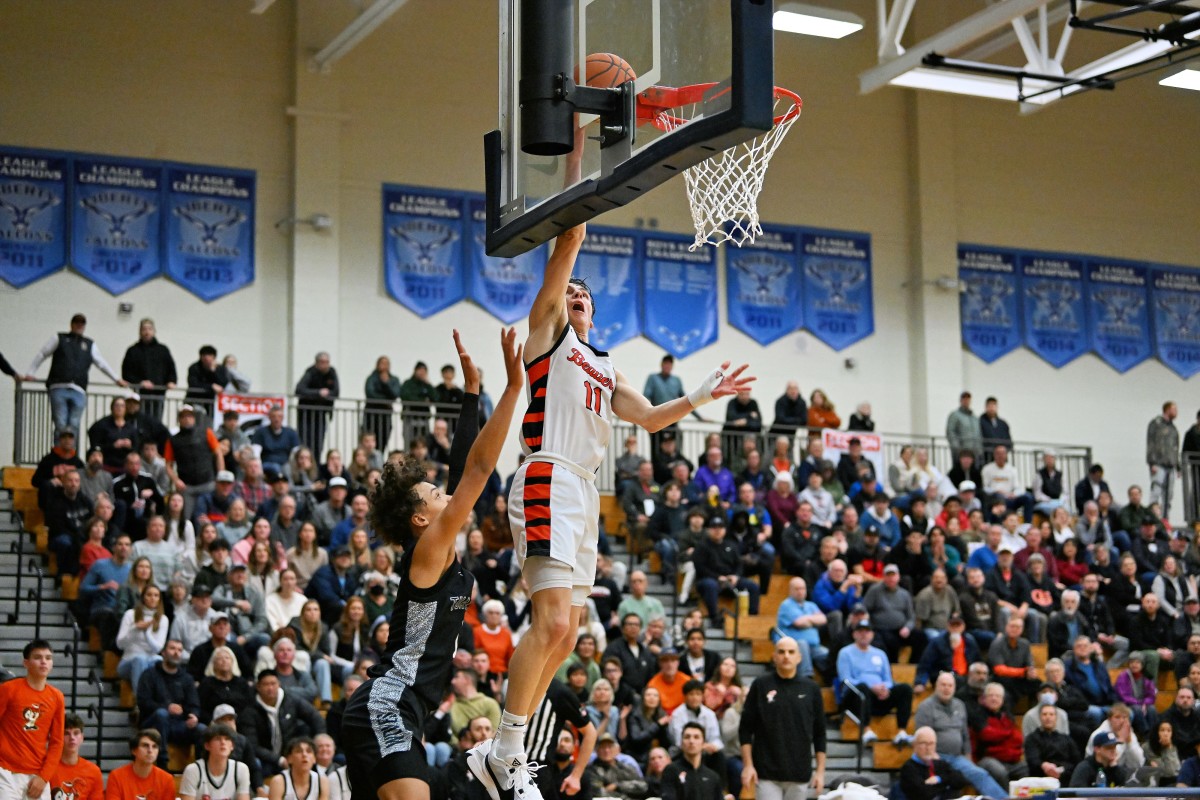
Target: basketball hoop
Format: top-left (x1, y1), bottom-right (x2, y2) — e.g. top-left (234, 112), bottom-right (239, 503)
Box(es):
top-left (638, 84), bottom-right (802, 250)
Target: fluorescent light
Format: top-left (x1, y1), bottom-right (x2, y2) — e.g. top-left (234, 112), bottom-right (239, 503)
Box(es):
top-left (1161, 68), bottom-right (1200, 91)
top-left (773, 3), bottom-right (863, 39)
top-left (889, 68), bottom-right (1021, 100)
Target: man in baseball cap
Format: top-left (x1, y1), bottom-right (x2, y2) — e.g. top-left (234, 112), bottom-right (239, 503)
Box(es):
top-left (1069, 730), bottom-right (1127, 787)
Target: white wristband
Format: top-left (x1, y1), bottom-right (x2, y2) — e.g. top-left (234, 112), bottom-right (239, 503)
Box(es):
top-left (686, 366), bottom-right (726, 409)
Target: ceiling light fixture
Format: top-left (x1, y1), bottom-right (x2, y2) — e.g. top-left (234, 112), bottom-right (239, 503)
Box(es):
top-left (1160, 68), bottom-right (1200, 90)
top-left (773, 2), bottom-right (863, 39)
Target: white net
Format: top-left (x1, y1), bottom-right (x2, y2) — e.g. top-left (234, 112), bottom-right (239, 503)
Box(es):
top-left (658, 89), bottom-right (801, 251)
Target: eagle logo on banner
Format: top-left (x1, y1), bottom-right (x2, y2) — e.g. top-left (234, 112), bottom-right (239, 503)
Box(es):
top-left (962, 274), bottom-right (1014, 325)
top-left (80, 193), bottom-right (156, 239)
top-left (391, 220), bottom-right (457, 272)
top-left (1158, 295), bottom-right (1200, 341)
top-left (1028, 280), bottom-right (1082, 330)
top-left (1093, 288), bottom-right (1144, 334)
top-left (0, 182), bottom-right (60, 234)
top-left (734, 257), bottom-right (789, 301)
top-left (806, 260), bottom-right (865, 312)
top-left (173, 201), bottom-right (247, 250)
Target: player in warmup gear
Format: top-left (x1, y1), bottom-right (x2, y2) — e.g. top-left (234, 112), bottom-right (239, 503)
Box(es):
top-left (49, 714), bottom-right (103, 800)
top-left (0, 640), bottom-right (65, 800)
top-left (469, 128), bottom-right (754, 800)
top-left (339, 328), bottom-right (524, 800)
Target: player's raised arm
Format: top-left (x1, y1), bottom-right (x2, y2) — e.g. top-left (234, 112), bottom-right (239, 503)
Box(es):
top-left (611, 361), bottom-right (755, 433)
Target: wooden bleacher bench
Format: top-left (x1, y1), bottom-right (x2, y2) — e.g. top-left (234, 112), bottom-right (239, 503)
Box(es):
top-left (61, 574), bottom-right (79, 601)
top-left (872, 742), bottom-right (913, 770)
top-left (598, 494), bottom-right (623, 537)
top-left (822, 687), bottom-right (837, 714)
top-left (1158, 690), bottom-right (1177, 712)
top-left (841, 713), bottom-right (914, 741)
top-left (167, 744), bottom-right (191, 773)
top-left (2, 467), bottom-right (34, 489)
top-left (1031, 643), bottom-right (1048, 667)
top-left (88, 627), bottom-right (102, 651)
top-left (103, 652), bottom-right (119, 681)
top-left (120, 680), bottom-right (134, 709)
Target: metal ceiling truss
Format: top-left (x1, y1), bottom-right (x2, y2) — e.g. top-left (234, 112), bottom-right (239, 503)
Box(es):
top-left (860, 0), bottom-right (1200, 110)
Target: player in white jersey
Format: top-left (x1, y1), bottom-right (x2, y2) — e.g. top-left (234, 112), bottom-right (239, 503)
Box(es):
top-left (470, 139), bottom-right (754, 800)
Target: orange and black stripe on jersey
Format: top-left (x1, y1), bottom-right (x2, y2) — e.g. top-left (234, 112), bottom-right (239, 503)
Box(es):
top-left (521, 325), bottom-right (569, 452)
top-left (522, 461), bottom-right (554, 557)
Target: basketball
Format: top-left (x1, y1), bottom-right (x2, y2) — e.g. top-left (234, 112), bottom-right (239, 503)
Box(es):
top-left (583, 52), bottom-right (637, 88)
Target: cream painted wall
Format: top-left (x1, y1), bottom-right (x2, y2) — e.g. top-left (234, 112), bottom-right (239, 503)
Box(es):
top-left (0, 1), bottom-right (1196, 501)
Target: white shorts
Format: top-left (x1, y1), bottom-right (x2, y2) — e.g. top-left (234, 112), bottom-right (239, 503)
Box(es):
top-left (0, 766), bottom-right (50, 800)
top-left (509, 454), bottom-right (599, 606)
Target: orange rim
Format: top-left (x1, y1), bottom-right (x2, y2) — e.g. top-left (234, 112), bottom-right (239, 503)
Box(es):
top-left (636, 83), bottom-right (802, 131)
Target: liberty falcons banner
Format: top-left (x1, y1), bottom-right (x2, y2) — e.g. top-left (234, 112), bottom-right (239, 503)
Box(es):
top-left (382, 185), bottom-right (466, 317)
top-left (1086, 259), bottom-right (1151, 373)
top-left (467, 196), bottom-right (547, 324)
top-left (1151, 267), bottom-right (1200, 379)
top-left (71, 156), bottom-right (163, 294)
top-left (801, 229), bottom-right (873, 350)
top-left (574, 226), bottom-right (641, 350)
top-left (164, 164), bottom-right (255, 302)
top-left (0, 147), bottom-right (68, 287)
top-left (1021, 252), bottom-right (1088, 368)
top-left (726, 225), bottom-right (802, 345)
top-left (640, 232), bottom-right (718, 359)
top-left (958, 245), bottom-right (1021, 363)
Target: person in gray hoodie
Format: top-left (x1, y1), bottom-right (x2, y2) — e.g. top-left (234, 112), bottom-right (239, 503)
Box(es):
top-left (914, 672), bottom-right (1007, 798)
top-left (946, 392), bottom-right (984, 461)
top-left (864, 564), bottom-right (926, 662)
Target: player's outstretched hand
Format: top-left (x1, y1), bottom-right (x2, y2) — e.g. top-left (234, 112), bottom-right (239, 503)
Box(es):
top-left (501, 327), bottom-right (524, 391)
top-left (709, 361), bottom-right (755, 399)
top-left (452, 329), bottom-right (480, 395)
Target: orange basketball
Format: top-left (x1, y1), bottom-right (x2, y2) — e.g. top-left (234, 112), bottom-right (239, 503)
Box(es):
top-left (583, 52), bottom-right (637, 88)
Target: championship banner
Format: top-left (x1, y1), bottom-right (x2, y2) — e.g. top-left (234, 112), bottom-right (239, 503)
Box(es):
top-left (1021, 252), bottom-right (1088, 368)
top-left (0, 147), bottom-right (68, 287)
top-left (382, 184), bottom-right (467, 318)
top-left (1086, 259), bottom-right (1152, 373)
top-left (164, 164), bottom-right (256, 302)
top-left (958, 245), bottom-right (1022, 363)
top-left (467, 196), bottom-right (547, 324)
top-left (640, 232), bottom-right (718, 358)
top-left (214, 392), bottom-right (287, 436)
top-left (822, 429), bottom-right (885, 487)
top-left (1151, 266), bottom-right (1200, 379)
top-left (574, 226), bottom-right (641, 350)
top-left (71, 156), bottom-right (163, 294)
top-left (726, 225), bottom-right (802, 345)
top-left (800, 228), bottom-right (873, 350)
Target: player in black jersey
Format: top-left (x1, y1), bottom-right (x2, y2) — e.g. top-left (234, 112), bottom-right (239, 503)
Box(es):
top-left (341, 328), bottom-right (524, 800)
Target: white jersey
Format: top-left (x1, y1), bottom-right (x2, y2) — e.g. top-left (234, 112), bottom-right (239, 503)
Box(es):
top-left (179, 760), bottom-right (250, 800)
top-left (280, 769), bottom-right (320, 800)
top-left (521, 324), bottom-right (615, 472)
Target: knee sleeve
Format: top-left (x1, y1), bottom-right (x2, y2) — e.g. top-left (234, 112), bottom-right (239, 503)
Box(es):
top-left (524, 556), bottom-right (574, 596)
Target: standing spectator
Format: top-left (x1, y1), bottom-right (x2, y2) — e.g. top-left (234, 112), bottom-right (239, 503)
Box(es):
top-left (104, 730), bottom-right (176, 800)
top-left (946, 392), bottom-right (983, 461)
top-left (769, 381), bottom-right (807, 439)
top-left (434, 363), bottom-right (464, 418)
top-left (121, 318), bottom-right (176, 422)
top-left (913, 672), bottom-right (1008, 798)
top-left (136, 640), bottom-right (204, 767)
top-left (0, 350), bottom-right (18, 382)
top-left (0, 640), bottom-right (65, 800)
top-left (24, 313), bottom-right (127, 434)
top-left (45, 468), bottom-right (93, 576)
top-left (363, 355), bottom-right (400, 453)
top-left (165, 405), bottom-right (224, 521)
top-left (1148, 401), bottom-right (1182, 521)
top-left (251, 405), bottom-right (301, 471)
top-left (971, 683), bottom-right (1028, 787)
top-left (32, 429), bottom-right (86, 507)
top-left (1074, 463), bottom-right (1111, 516)
top-left (835, 620), bottom-right (915, 745)
top-left (740, 637), bottom-right (826, 797)
top-left (294, 352), bottom-right (339, 455)
top-left (644, 354), bottom-right (692, 448)
top-left (113, 453), bottom-right (164, 539)
top-left (398, 360), bottom-right (436, 446)
top-left (806, 389), bottom-right (840, 432)
top-left (982, 445), bottom-right (1034, 522)
top-left (50, 713), bottom-right (104, 800)
top-left (185, 345), bottom-right (229, 420)
top-left (847, 402), bottom-right (875, 432)
top-left (87, 396), bottom-right (138, 474)
top-left (979, 397), bottom-right (1013, 458)
top-left (221, 354), bottom-right (251, 392)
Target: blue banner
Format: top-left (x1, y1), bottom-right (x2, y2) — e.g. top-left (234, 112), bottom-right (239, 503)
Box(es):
top-left (1086, 259), bottom-right (1152, 373)
top-left (958, 245), bottom-right (1022, 363)
top-left (382, 185), bottom-right (467, 318)
top-left (164, 164), bottom-right (255, 302)
top-left (640, 232), bottom-right (718, 358)
top-left (71, 156), bottom-right (163, 294)
top-left (1021, 252), bottom-right (1088, 368)
top-left (0, 148), bottom-right (68, 287)
top-left (1151, 267), bottom-right (1200, 379)
top-left (467, 196), bottom-right (547, 324)
top-left (800, 229), bottom-right (873, 350)
top-left (574, 226), bottom-right (641, 350)
top-left (726, 225), bottom-right (802, 345)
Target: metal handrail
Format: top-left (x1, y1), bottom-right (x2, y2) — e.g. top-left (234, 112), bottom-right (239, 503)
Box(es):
top-left (840, 679), bottom-right (868, 773)
top-left (64, 620), bottom-right (81, 709)
top-left (6, 534), bottom-right (23, 625)
top-left (1183, 452), bottom-right (1200, 526)
top-left (85, 669), bottom-right (105, 765)
top-left (27, 557), bottom-right (44, 640)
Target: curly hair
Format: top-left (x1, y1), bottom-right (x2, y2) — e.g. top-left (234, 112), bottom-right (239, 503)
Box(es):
top-left (369, 457), bottom-right (428, 546)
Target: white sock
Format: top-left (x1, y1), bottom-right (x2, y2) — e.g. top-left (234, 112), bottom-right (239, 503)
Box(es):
top-left (493, 711), bottom-right (528, 761)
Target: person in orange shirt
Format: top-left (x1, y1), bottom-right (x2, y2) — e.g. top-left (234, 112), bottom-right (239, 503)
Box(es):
top-left (475, 599), bottom-right (516, 674)
top-left (50, 713), bottom-right (104, 800)
top-left (645, 649), bottom-right (687, 714)
top-left (104, 730), bottom-right (176, 800)
top-left (0, 639), bottom-right (65, 800)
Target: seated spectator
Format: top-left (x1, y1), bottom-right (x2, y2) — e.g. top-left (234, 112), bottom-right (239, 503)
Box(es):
top-left (194, 470), bottom-right (237, 527)
top-left (862, 494), bottom-right (901, 549)
top-left (727, 483), bottom-right (776, 593)
top-left (1153, 555), bottom-right (1195, 620)
top-left (1145, 720), bottom-right (1182, 786)
top-left (178, 723), bottom-right (252, 800)
top-left (239, 670), bottom-right (324, 779)
top-left (667, 682), bottom-right (727, 783)
top-left (914, 568), bottom-right (960, 643)
top-left (863, 564), bottom-right (925, 663)
top-left (1025, 702), bottom-right (1082, 781)
top-left (187, 611), bottom-right (253, 683)
top-left (116, 584), bottom-right (168, 691)
top-left (1132, 592), bottom-right (1177, 679)
top-left (1114, 652), bottom-right (1158, 737)
top-left (764, 470), bottom-right (798, 538)
top-left (112, 453), bottom-right (163, 540)
top-left (311, 477), bottom-right (350, 545)
top-left (265, 568), bottom-right (307, 633)
top-left (618, 570), bottom-right (666, 628)
top-left (79, 445), bottom-right (115, 504)
top-left (217, 499), bottom-right (253, 548)
top-left (779, 501), bottom-right (822, 577)
top-left (621, 460), bottom-right (659, 541)
top-left (46, 467), bottom-right (93, 576)
top-left (812, 559), bottom-right (863, 638)
top-left (646, 481), bottom-right (687, 583)
top-left (1041, 658), bottom-right (1095, 747)
top-left (971, 682), bottom-right (1028, 787)
top-left (694, 447), bottom-right (736, 509)
top-left (198, 646), bottom-right (254, 724)
top-left (588, 678), bottom-right (622, 739)
top-left (1064, 635), bottom-right (1114, 729)
top-left (1070, 730), bottom-right (1128, 787)
top-left (646, 648), bottom-right (688, 714)
top-left (1132, 515), bottom-right (1168, 582)
top-left (1085, 703), bottom-right (1145, 777)
top-left (692, 517), bottom-right (760, 628)
top-left (285, 522), bottom-right (327, 592)
top-left (1047, 589), bottom-right (1097, 659)
top-left (988, 616), bottom-right (1039, 706)
top-left (1165, 686), bottom-right (1200, 758)
top-left (271, 637), bottom-right (319, 706)
top-left (986, 545), bottom-right (1041, 643)
top-left (797, 471), bottom-right (837, 530)
top-left (289, 599), bottom-right (335, 705)
top-left (1025, 554), bottom-right (1060, 626)
top-left (328, 596), bottom-right (368, 680)
top-left (169, 584), bottom-right (217, 663)
top-left (1056, 538), bottom-right (1089, 588)
top-left (52, 712), bottom-right (104, 800)
top-left (105, 729), bottom-right (177, 800)
top-left (33, 428), bottom-right (86, 507)
top-left (328, 494), bottom-right (371, 553)
top-left (214, 562), bottom-right (270, 656)
top-left (958, 566), bottom-right (1001, 652)
top-left (835, 620), bottom-right (914, 745)
top-left (912, 673), bottom-right (1008, 799)
top-left (136, 639), bottom-right (204, 768)
top-left (899, 726), bottom-right (969, 800)
top-left (890, 528), bottom-right (934, 595)
top-left (266, 737), bottom-right (328, 800)
top-left (78, 516), bottom-right (112, 578)
top-left (586, 733), bottom-right (648, 800)
top-left (194, 536), bottom-right (233, 597)
top-left (913, 613), bottom-right (979, 693)
top-left (131, 515), bottom-right (176, 591)
top-left (474, 599), bottom-right (515, 675)
top-left (772, 577), bottom-right (827, 677)
top-left (80, 533), bottom-right (133, 650)
top-left (250, 405), bottom-right (301, 471)
top-left (115, 556), bottom-right (155, 624)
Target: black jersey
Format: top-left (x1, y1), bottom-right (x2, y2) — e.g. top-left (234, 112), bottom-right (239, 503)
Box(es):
top-left (526, 679), bottom-right (592, 763)
top-left (364, 548), bottom-right (475, 748)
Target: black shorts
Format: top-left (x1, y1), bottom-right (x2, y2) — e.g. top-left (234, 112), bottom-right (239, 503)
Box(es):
top-left (342, 677), bottom-right (444, 800)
